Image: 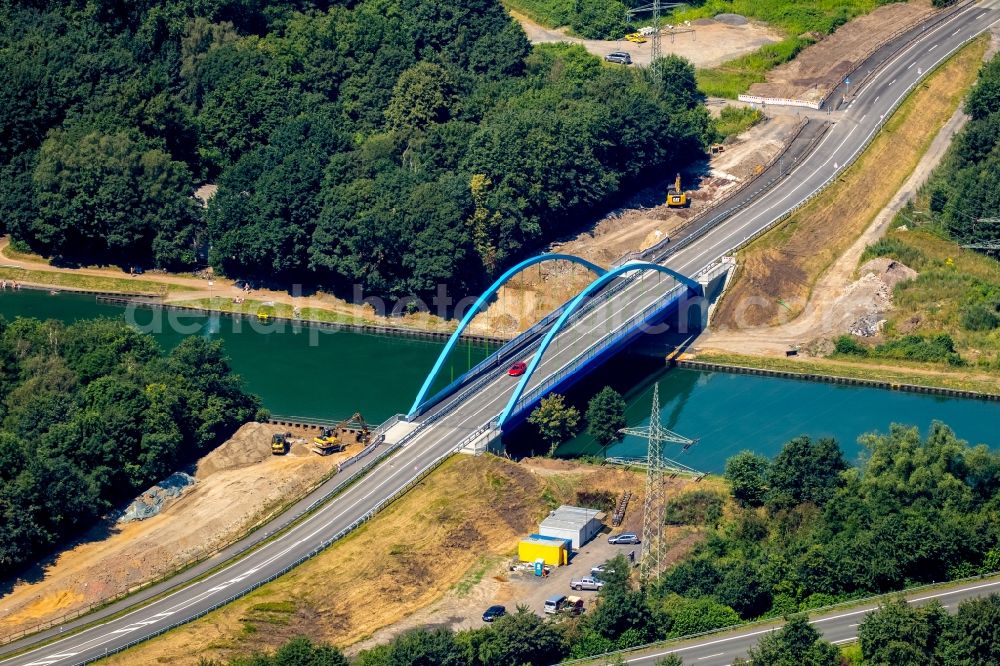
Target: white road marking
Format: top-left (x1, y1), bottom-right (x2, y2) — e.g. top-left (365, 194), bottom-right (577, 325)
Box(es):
top-left (929, 44), bottom-right (937, 51)
top-left (698, 653), bottom-right (726, 660)
top-left (15, 8), bottom-right (1000, 666)
top-left (907, 62), bottom-right (915, 69)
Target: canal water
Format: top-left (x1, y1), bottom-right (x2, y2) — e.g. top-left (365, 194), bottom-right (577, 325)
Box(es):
top-left (0, 289), bottom-right (492, 423)
top-left (2, 288), bottom-right (998, 470)
top-left (554, 364), bottom-right (1000, 473)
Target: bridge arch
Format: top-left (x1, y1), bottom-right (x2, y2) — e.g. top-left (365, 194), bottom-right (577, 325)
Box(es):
top-left (498, 261), bottom-right (702, 426)
top-left (408, 253), bottom-right (606, 418)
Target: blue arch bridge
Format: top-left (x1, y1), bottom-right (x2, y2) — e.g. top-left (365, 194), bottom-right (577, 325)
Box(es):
top-left (399, 252), bottom-right (723, 452)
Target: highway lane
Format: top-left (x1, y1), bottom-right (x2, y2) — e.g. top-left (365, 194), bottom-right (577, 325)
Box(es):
top-left (4, 4), bottom-right (996, 664)
top-left (592, 576), bottom-right (1000, 665)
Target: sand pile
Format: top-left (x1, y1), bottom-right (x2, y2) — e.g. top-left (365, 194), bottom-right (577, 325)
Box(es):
top-left (196, 422), bottom-right (276, 478)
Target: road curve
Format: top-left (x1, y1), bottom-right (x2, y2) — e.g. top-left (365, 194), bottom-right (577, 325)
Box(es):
top-left (3, 4), bottom-right (997, 664)
top-left (586, 575), bottom-right (1000, 665)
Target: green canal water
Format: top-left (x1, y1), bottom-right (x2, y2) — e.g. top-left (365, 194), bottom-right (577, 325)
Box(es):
top-left (555, 364), bottom-right (1000, 473)
top-left (2, 288), bottom-right (998, 470)
top-left (0, 289), bottom-right (491, 423)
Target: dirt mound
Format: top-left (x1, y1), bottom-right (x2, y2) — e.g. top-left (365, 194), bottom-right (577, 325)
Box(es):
top-left (859, 257), bottom-right (918, 290)
top-left (196, 422), bottom-right (275, 478)
top-left (839, 259), bottom-right (917, 337)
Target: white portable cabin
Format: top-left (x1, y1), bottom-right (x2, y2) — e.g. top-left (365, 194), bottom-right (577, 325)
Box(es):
top-left (538, 505), bottom-right (604, 549)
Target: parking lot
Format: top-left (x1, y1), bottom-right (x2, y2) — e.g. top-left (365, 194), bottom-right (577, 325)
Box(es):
top-left (506, 528), bottom-right (640, 616)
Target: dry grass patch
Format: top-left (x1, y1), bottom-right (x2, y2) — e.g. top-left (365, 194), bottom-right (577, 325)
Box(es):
top-left (713, 36), bottom-right (988, 329)
top-left (98, 456), bottom-right (652, 665)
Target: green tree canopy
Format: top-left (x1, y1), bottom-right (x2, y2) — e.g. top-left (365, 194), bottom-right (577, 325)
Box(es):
top-left (586, 386), bottom-right (628, 452)
top-left (528, 394), bottom-right (581, 456)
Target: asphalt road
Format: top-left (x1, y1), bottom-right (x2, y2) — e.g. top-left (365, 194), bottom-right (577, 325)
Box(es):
top-left (600, 576), bottom-right (1000, 665)
top-left (3, 3), bottom-right (997, 664)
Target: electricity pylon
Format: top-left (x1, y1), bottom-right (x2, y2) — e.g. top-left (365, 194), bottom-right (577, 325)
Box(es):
top-left (625, 2), bottom-right (684, 79)
top-left (622, 383), bottom-right (700, 583)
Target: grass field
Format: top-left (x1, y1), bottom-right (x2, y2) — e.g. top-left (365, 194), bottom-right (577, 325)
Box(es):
top-left (713, 36), bottom-right (988, 328)
top-left (855, 220), bottom-right (1000, 371)
top-left (505, 0), bottom-right (894, 96)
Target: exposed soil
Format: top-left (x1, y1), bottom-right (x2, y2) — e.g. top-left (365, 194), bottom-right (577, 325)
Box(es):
top-left (748, 1), bottom-right (936, 103)
top-left (466, 114), bottom-right (805, 336)
top-left (709, 37), bottom-right (985, 336)
top-left (700, 32), bottom-right (996, 358)
top-left (0, 423), bottom-right (350, 638)
top-left (96, 456), bottom-right (714, 665)
top-left (511, 11), bottom-right (782, 69)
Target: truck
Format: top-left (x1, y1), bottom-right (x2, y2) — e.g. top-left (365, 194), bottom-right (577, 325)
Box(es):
top-left (570, 576), bottom-right (605, 591)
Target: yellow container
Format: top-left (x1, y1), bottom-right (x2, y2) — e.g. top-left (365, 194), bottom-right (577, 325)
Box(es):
top-left (518, 537), bottom-right (568, 566)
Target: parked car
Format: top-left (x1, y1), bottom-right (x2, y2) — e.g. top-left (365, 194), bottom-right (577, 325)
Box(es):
top-left (482, 605), bottom-right (506, 622)
top-left (608, 532), bottom-right (640, 545)
top-left (624, 32), bottom-right (647, 43)
top-left (570, 576), bottom-right (605, 591)
top-left (604, 51), bottom-right (632, 65)
top-left (508, 361), bottom-right (527, 376)
top-left (544, 594), bottom-right (567, 614)
top-left (590, 563), bottom-right (608, 577)
top-left (563, 595), bottom-right (586, 615)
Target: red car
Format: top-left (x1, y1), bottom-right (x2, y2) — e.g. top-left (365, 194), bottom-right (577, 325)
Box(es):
top-left (508, 361), bottom-right (527, 376)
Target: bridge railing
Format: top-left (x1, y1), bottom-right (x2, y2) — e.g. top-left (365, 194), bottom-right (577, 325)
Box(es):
top-left (412, 267), bottom-right (651, 418)
top-left (508, 280), bottom-right (690, 420)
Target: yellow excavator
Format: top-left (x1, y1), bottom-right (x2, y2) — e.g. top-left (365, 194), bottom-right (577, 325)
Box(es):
top-left (312, 413), bottom-right (371, 456)
top-left (666, 173), bottom-right (690, 208)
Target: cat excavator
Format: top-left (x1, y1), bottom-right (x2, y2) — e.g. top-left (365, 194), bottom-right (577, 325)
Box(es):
top-left (666, 173), bottom-right (690, 208)
top-left (312, 413), bottom-right (371, 455)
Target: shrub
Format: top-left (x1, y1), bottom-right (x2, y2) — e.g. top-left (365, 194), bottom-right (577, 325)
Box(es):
top-left (874, 333), bottom-right (964, 366)
top-left (715, 106), bottom-right (764, 139)
top-left (961, 303), bottom-right (1000, 331)
top-left (834, 335), bottom-right (869, 357)
top-left (663, 490), bottom-right (726, 526)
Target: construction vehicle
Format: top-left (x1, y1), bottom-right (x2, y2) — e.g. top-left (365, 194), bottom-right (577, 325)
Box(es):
top-left (666, 173), bottom-right (689, 208)
top-left (271, 432), bottom-right (292, 455)
top-left (624, 32), bottom-right (647, 43)
top-left (311, 413), bottom-right (371, 456)
top-left (710, 143), bottom-right (725, 155)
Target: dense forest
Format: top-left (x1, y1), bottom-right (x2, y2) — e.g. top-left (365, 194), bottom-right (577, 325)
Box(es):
top-left (0, 318), bottom-right (260, 578)
top-left (926, 53), bottom-right (1000, 245)
top-left (200, 422), bottom-right (1000, 664)
top-left (0, 0), bottom-right (712, 301)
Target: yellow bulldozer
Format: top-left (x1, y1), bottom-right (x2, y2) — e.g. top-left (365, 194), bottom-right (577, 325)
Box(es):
top-left (666, 173), bottom-right (689, 208)
top-left (311, 413), bottom-right (371, 456)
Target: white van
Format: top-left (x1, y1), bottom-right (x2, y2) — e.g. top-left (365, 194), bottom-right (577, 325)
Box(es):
top-left (543, 595), bottom-right (567, 614)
